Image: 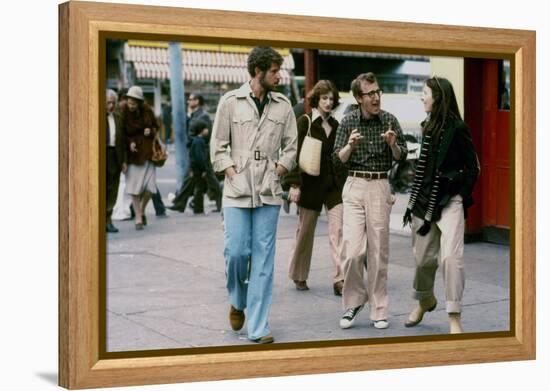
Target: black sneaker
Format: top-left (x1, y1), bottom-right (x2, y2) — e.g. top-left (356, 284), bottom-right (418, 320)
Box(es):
top-left (339, 305), bottom-right (364, 329)
top-left (106, 222), bottom-right (119, 233)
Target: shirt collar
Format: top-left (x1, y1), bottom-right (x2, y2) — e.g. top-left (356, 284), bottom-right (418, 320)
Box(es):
top-left (236, 81), bottom-right (282, 102)
top-left (190, 107), bottom-right (204, 117)
top-left (357, 108), bottom-right (384, 123)
top-left (311, 108), bottom-right (333, 122)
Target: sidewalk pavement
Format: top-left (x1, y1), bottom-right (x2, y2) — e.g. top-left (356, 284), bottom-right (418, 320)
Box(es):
top-left (106, 193), bottom-right (510, 352)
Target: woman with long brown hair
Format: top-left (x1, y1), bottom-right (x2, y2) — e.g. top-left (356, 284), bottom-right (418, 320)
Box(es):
top-left (403, 76), bottom-right (479, 333)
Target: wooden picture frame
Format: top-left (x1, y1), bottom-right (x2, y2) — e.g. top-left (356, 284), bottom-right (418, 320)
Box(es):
top-left (59, 1), bottom-right (536, 388)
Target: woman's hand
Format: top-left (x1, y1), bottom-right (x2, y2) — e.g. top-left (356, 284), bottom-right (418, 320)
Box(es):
top-left (144, 128), bottom-right (151, 136)
top-left (275, 163), bottom-right (287, 177)
top-left (130, 142), bottom-right (137, 153)
top-left (288, 186), bottom-right (301, 203)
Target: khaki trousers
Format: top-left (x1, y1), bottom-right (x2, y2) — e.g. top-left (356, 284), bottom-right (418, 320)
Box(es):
top-left (411, 195), bottom-right (465, 313)
top-left (341, 177), bottom-right (392, 321)
top-left (288, 204), bottom-right (344, 283)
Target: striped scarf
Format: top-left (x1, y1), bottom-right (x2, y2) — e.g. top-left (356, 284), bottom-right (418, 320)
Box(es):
top-left (407, 133), bottom-right (440, 222)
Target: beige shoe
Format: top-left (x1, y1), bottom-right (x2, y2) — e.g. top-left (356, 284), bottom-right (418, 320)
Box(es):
top-left (449, 313), bottom-right (464, 334)
top-left (405, 296), bottom-right (437, 327)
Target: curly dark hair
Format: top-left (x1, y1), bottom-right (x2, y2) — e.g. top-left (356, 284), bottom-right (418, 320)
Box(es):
top-left (247, 47), bottom-right (284, 78)
top-left (307, 80), bottom-right (340, 110)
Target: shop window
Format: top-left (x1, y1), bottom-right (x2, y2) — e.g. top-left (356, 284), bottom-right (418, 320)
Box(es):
top-left (498, 60), bottom-right (511, 110)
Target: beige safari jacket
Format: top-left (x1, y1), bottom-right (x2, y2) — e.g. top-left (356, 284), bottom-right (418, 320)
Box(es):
top-left (210, 82), bottom-right (298, 208)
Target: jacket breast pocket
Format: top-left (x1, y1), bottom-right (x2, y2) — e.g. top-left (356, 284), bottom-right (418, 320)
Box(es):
top-left (266, 114), bottom-right (285, 131)
top-left (231, 118), bottom-right (253, 134)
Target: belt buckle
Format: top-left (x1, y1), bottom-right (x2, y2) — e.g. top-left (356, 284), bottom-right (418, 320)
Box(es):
top-left (254, 150), bottom-right (261, 161)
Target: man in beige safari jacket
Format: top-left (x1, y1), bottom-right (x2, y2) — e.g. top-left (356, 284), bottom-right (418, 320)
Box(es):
top-left (210, 46), bottom-right (297, 344)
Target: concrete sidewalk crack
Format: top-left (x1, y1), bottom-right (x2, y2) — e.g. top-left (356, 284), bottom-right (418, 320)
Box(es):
top-left (143, 251), bottom-right (225, 275)
top-left (136, 313), bottom-right (228, 333)
top-left (107, 310), bottom-right (184, 345)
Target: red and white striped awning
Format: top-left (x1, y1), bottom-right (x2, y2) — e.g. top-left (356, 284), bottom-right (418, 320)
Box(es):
top-left (124, 43), bottom-right (294, 85)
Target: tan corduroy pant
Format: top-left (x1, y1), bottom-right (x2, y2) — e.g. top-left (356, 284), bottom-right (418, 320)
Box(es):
top-left (411, 194), bottom-right (465, 313)
top-left (341, 177), bottom-right (392, 321)
top-left (288, 204), bottom-right (344, 283)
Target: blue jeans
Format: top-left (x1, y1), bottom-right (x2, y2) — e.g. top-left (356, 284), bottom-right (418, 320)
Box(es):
top-left (223, 205), bottom-right (280, 340)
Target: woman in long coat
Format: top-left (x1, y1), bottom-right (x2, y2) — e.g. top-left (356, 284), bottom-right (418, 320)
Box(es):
top-left (121, 86), bottom-right (159, 230)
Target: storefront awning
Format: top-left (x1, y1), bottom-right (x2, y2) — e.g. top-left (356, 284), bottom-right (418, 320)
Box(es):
top-left (124, 42), bottom-right (294, 85)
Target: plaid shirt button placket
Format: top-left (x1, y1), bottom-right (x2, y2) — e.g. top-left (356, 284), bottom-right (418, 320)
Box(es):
top-left (334, 110), bottom-right (407, 173)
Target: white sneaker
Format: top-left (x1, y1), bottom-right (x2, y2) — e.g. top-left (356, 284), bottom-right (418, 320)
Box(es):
top-left (373, 319), bottom-right (389, 329)
top-left (340, 305), bottom-right (363, 329)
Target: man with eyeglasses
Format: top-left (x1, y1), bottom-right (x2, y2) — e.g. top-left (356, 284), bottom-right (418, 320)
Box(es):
top-left (333, 72), bottom-right (407, 330)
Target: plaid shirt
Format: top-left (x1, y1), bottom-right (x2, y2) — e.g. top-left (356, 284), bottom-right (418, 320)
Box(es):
top-left (333, 108), bottom-right (407, 172)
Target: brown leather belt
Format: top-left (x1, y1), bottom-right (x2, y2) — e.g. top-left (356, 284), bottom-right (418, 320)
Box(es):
top-left (349, 171), bottom-right (388, 180)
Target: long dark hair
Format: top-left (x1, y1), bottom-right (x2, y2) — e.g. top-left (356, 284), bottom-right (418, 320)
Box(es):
top-left (423, 76), bottom-right (461, 142)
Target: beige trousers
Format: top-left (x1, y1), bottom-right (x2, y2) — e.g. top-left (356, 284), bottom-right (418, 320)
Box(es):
top-left (411, 195), bottom-right (465, 313)
top-left (288, 204), bottom-right (344, 283)
top-left (341, 177), bottom-right (392, 321)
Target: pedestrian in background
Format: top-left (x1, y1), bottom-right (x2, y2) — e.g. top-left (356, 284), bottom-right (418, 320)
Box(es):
top-left (333, 72), bottom-right (407, 330)
top-left (121, 85), bottom-right (160, 230)
top-left (106, 89), bottom-right (127, 233)
top-left (169, 120), bottom-right (211, 214)
top-left (284, 80), bottom-right (347, 295)
top-left (187, 92), bottom-right (212, 143)
top-left (210, 46), bottom-right (297, 344)
top-left (188, 121), bottom-right (210, 214)
top-left (188, 93), bottom-right (222, 212)
top-left (402, 76), bottom-right (479, 334)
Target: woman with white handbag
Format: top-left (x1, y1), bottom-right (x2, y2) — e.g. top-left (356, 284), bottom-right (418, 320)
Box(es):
top-left (284, 80), bottom-right (347, 296)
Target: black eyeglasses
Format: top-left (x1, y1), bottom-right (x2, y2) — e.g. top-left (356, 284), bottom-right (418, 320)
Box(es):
top-left (359, 89), bottom-right (383, 98)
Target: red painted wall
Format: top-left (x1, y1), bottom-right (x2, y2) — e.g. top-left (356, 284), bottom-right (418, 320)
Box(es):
top-left (464, 59), bottom-right (510, 233)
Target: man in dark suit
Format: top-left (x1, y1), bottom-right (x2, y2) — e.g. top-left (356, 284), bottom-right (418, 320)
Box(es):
top-left (106, 89), bottom-right (127, 233)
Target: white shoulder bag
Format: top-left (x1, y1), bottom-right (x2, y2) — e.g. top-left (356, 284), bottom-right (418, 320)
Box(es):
top-left (298, 114), bottom-right (322, 176)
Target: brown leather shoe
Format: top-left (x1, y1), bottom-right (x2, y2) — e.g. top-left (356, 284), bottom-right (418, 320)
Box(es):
top-left (252, 333), bottom-right (274, 344)
top-left (333, 280), bottom-right (344, 296)
top-left (229, 305), bottom-right (245, 331)
top-left (294, 280), bottom-right (309, 291)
